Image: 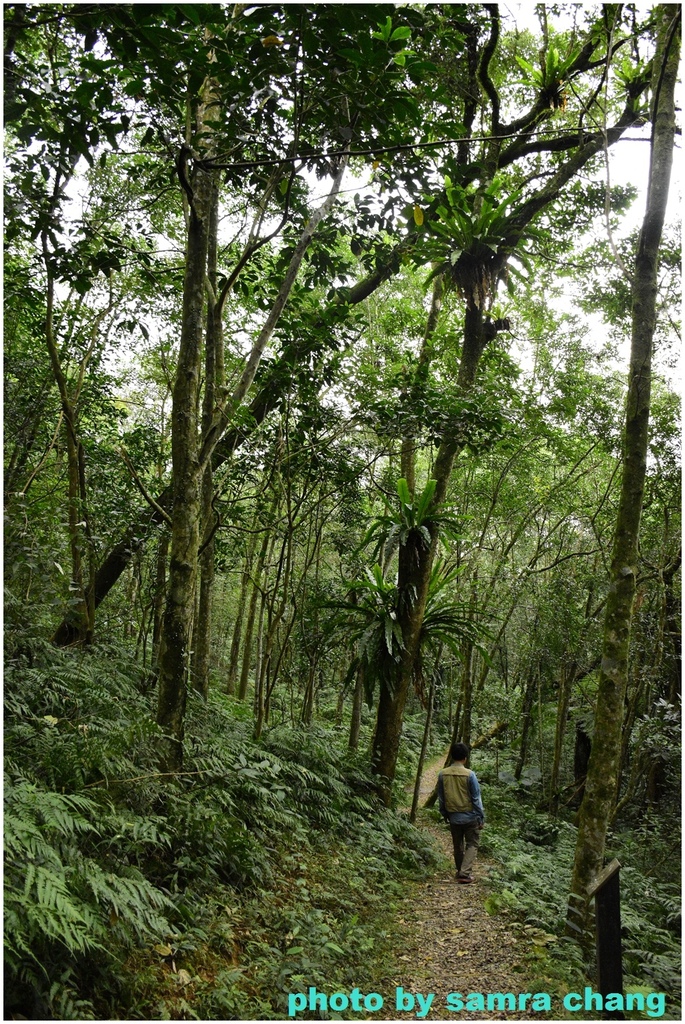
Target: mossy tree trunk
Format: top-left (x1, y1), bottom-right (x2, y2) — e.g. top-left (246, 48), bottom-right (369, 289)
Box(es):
top-left (192, 174), bottom-right (222, 699)
top-left (567, 5), bottom-right (679, 931)
top-left (156, 143), bottom-right (214, 770)
top-left (151, 528), bottom-right (169, 668)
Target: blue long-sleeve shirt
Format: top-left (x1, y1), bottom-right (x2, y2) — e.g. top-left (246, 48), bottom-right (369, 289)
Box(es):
top-left (438, 766), bottom-right (485, 824)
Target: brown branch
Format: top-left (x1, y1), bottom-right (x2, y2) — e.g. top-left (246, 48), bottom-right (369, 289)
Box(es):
top-left (119, 449), bottom-right (172, 526)
top-left (202, 126), bottom-right (625, 172)
top-left (478, 5), bottom-right (500, 132)
top-left (524, 547), bottom-right (602, 575)
top-left (20, 411), bottom-right (64, 495)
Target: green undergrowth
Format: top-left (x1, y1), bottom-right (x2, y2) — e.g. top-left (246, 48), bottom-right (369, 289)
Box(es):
top-left (4, 637), bottom-right (440, 1020)
top-left (473, 760), bottom-right (681, 1020)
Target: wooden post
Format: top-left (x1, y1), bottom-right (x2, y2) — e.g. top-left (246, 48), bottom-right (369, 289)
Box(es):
top-left (587, 858), bottom-right (624, 1020)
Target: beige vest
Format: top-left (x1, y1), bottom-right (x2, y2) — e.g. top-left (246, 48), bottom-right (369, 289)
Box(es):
top-left (441, 764), bottom-right (473, 813)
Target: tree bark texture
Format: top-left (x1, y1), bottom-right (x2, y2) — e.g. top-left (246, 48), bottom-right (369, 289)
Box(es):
top-left (156, 151), bottom-right (214, 770)
top-left (549, 662), bottom-right (575, 816)
top-left (410, 676), bottom-right (434, 823)
top-left (226, 528), bottom-right (259, 694)
top-left (458, 642), bottom-right (475, 748)
top-left (192, 174), bottom-right (222, 698)
top-left (348, 666), bottom-right (364, 751)
top-left (238, 523), bottom-right (272, 700)
top-left (568, 5), bottom-right (679, 927)
top-left (151, 528), bottom-right (169, 667)
top-left (514, 669), bottom-right (537, 780)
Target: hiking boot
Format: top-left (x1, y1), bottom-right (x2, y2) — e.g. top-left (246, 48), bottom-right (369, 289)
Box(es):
top-left (456, 875), bottom-right (474, 884)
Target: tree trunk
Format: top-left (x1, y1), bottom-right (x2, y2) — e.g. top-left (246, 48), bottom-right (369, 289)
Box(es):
top-left (459, 641), bottom-right (475, 748)
top-left (568, 6), bottom-right (678, 931)
top-left (257, 517), bottom-right (293, 728)
top-left (348, 666), bottom-right (364, 750)
top-left (238, 523), bottom-right (273, 700)
top-left (549, 662), bottom-right (576, 816)
top-left (156, 100), bottom-right (215, 770)
top-left (410, 675), bottom-right (434, 823)
top-left (371, 305), bottom-right (487, 803)
top-left (44, 263), bottom-right (90, 645)
top-left (226, 528), bottom-right (259, 694)
top-left (572, 722), bottom-right (592, 809)
top-left (663, 551), bottom-right (682, 704)
top-left (151, 528), bottom-right (169, 668)
top-left (301, 659), bottom-right (316, 726)
top-left (253, 583), bottom-right (269, 739)
top-left (514, 669), bottom-right (537, 780)
top-left (192, 173), bottom-right (222, 698)
top-left (265, 606), bottom-right (297, 724)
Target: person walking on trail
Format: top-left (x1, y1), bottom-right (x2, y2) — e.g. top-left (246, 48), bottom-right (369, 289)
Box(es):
top-left (438, 741), bottom-right (485, 884)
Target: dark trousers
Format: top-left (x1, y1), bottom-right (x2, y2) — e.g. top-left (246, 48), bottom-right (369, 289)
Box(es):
top-left (449, 820), bottom-right (480, 877)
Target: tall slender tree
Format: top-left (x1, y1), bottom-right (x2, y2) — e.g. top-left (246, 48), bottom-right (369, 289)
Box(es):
top-left (370, 6), bottom-right (654, 800)
top-left (567, 4), bottom-right (680, 931)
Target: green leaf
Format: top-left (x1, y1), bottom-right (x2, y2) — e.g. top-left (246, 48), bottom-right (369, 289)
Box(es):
top-left (396, 478), bottom-right (412, 505)
top-left (545, 45), bottom-right (560, 83)
top-left (179, 4), bottom-right (201, 24)
top-left (390, 26), bottom-right (412, 41)
top-left (384, 617), bottom-right (394, 654)
top-left (515, 55), bottom-right (537, 75)
top-left (415, 478), bottom-right (437, 520)
top-left (371, 564), bottom-right (385, 589)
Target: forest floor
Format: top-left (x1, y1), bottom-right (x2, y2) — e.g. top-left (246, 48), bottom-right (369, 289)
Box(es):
top-left (387, 752), bottom-right (552, 1021)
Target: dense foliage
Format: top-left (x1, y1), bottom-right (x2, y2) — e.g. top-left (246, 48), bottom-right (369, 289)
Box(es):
top-left (5, 636), bottom-right (440, 1019)
top-left (4, 2), bottom-right (680, 1020)
top-left (477, 753), bottom-right (681, 1013)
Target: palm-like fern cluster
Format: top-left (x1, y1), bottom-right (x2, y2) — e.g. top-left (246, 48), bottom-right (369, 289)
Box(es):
top-left (326, 478), bottom-right (490, 706)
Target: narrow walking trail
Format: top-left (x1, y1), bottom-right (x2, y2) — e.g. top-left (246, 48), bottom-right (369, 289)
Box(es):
top-left (389, 753), bottom-right (546, 1020)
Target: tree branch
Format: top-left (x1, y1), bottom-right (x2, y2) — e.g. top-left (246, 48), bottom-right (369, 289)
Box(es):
top-left (119, 449), bottom-right (172, 526)
top-left (478, 4), bottom-right (500, 132)
top-left (198, 156), bottom-right (349, 471)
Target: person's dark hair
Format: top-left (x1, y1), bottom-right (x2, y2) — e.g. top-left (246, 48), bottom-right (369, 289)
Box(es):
top-left (451, 741), bottom-right (469, 762)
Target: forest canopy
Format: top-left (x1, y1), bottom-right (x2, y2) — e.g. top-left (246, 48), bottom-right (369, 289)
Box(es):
top-left (4, 3), bottom-right (681, 1020)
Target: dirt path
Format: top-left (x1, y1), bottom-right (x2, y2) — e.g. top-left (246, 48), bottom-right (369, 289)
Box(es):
top-left (390, 754), bottom-right (540, 1020)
